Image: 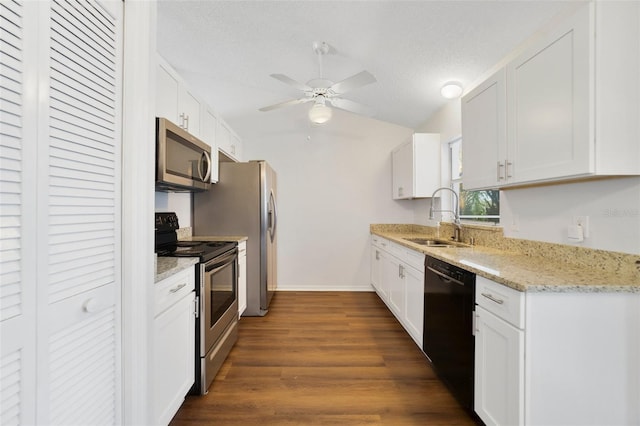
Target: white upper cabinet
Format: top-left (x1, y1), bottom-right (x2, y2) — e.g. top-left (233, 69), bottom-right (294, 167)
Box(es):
top-left (392, 133), bottom-right (440, 199)
top-left (217, 118), bottom-right (243, 162)
top-left (461, 69), bottom-right (507, 189)
top-left (156, 56), bottom-right (202, 137)
top-left (506, 4), bottom-right (591, 184)
top-left (463, 1), bottom-right (640, 190)
top-left (156, 53), bottom-right (243, 164)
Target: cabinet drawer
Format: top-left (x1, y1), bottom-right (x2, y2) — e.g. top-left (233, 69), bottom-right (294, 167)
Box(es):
top-left (155, 267), bottom-right (195, 317)
top-left (476, 276), bottom-right (525, 329)
top-left (386, 240), bottom-right (406, 260)
top-left (404, 248), bottom-right (425, 272)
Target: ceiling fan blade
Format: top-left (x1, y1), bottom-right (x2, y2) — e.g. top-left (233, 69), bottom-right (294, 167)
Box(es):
top-left (270, 74), bottom-right (312, 92)
top-left (329, 71), bottom-right (376, 94)
top-left (328, 97), bottom-right (375, 116)
top-left (259, 98), bottom-right (310, 112)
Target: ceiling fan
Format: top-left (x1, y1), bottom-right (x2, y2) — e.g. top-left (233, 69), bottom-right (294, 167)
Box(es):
top-left (259, 41), bottom-right (377, 124)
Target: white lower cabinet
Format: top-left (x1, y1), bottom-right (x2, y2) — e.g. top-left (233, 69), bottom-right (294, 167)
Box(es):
top-left (153, 267), bottom-right (196, 425)
top-left (238, 241), bottom-right (247, 317)
top-left (370, 235), bottom-right (424, 347)
top-left (474, 278), bottom-right (524, 426)
top-left (384, 253), bottom-right (404, 318)
top-left (474, 276), bottom-right (640, 426)
top-left (402, 257), bottom-right (424, 346)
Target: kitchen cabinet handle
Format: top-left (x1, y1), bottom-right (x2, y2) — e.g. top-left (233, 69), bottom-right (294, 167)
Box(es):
top-left (170, 283), bottom-right (187, 293)
top-left (497, 161), bottom-right (505, 181)
top-left (179, 112), bottom-right (186, 129)
top-left (481, 292), bottom-right (504, 305)
top-left (506, 161), bottom-right (513, 178)
top-left (184, 114), bottom-right (190, 130)
top-left (375, 250), bottom-right (380, 260)
top-left (399, 264), bottom-right (404, 278)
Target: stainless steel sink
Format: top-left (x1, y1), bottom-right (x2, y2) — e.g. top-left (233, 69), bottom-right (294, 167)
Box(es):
top-left (403, 237), bottom-right (466, 248)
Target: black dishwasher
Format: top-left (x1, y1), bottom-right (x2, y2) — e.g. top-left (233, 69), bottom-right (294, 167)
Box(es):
top-left (423, 255), bottom-right (476, 413)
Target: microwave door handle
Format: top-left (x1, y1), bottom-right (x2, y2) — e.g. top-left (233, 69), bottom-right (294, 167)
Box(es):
top-left (201, 151), bottom-right (212, 182)
top-left (197, 151), bottom-right (211, 183)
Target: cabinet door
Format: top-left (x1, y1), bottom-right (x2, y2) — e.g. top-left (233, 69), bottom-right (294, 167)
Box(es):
top-left (238, 242), bottom-right (247, 316)
top-left (392, 141), bottom-right (412, 199)
top-left (0, 1), bottom-right (37, 423)
top-left (378, 250), bottom-right (396, 304)
top-left (156, 61), bottom-right (179, 123)
top-left (230, 132), bottom-right (242, 161)
top-left (474, 306), bottom-right (524, 426)
top-left (462, 69), bottom-right (507, 190)
top-left (370, 245), bottom-right (381, 293)
top-left (403, 264), bottom-right (424, 347)
top-left (153, 291), bottom-right (195, 425)
top-left (0, 0), bottom-right (124, 424)
top-left (506, 4), bottom-right (591, 184)
top-left (41, 1), bottom-right (123, 423)
top-left (386, 256), bottom-right (404, 319)
top-left (178, 87), bottom-right (201, 137)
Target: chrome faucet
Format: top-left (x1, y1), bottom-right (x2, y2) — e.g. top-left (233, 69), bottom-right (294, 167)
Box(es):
top-left (429, 187), bottom-right (462, 242)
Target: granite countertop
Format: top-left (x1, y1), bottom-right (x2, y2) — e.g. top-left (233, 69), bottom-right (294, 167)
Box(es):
top-left (372, 230), bottom-right (640, 293)
top-left (155, 256), bottom-right (198, 283)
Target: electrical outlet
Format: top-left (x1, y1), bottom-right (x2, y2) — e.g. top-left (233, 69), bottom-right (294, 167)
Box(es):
top-left (573, 215), bottom-right (590, 238)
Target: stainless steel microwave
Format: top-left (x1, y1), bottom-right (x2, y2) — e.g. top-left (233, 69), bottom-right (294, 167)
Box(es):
top-left (156, 117), bottom-right (211, 192)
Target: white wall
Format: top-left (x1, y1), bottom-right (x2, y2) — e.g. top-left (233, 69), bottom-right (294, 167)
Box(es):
top-left (416, 99), bottom-right (640, 255)
top-left (236, 107), bottom-right (414, 290)
top-left (155, 192), bottom-right (191, 227)
top-left (502, 177), bottom-right (640, 254)
top-left (413, 99), bottom-right (463, 226)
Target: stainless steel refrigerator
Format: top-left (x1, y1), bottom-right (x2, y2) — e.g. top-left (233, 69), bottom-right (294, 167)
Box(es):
top-left (192, 160), bottom-right (277, 316)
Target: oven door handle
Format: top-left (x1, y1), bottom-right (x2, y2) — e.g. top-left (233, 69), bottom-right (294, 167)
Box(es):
top-left (426, 266), bottom-right (465, 286)
top-left (205, 250), bottom-right (237, 273)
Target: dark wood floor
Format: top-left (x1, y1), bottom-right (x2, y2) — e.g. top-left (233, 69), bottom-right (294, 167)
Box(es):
top-left (170, 291), bottom-right (478, 425)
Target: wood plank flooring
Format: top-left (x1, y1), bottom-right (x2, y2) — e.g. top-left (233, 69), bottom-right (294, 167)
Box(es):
top-left (169, 291), bottom-right (479, 426)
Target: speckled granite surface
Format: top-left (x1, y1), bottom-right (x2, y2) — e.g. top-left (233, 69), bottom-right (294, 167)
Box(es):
top-left (371, 224), bottom-right (640, 293)
top-left (155, 257), bottom-right (198, 283)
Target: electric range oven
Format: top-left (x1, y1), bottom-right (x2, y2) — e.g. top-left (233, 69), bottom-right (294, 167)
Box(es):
top-left (155, 212), bottom-right (238, 395)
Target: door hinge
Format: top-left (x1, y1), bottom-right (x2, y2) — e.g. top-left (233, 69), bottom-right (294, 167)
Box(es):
top-left (194, 295), bottom-right (200, 318)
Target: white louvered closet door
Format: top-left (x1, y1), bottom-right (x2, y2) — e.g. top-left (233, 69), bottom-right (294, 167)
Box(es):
top-left (0, 1), bottom-right (37, 424)
top-left (1, 0), bottom-right (123, 424)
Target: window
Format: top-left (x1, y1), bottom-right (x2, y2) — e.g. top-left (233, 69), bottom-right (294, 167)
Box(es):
top-left (450, 138), bottom-right (500, 224)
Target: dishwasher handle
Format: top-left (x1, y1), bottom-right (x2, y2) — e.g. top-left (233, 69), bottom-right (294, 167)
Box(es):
top-left (426, 265), bottom-right (465, 286)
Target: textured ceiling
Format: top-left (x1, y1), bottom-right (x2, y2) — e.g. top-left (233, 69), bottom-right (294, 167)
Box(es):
top-left (157, 0), bottom-right (580, 135)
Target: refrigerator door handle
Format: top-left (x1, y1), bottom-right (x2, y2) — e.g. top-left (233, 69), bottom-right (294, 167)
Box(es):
top-left (269, 189), bottom-right (277, 242)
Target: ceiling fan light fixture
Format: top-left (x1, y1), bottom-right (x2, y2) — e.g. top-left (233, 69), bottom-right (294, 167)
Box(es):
top-left (308, 102), bottom-right (332, 125)
top-left (441, 81), bottom-right (463, 99)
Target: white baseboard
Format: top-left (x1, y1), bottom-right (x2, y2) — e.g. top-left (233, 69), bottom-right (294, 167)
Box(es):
top-left (275, 284), bottom-right (375, 292)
